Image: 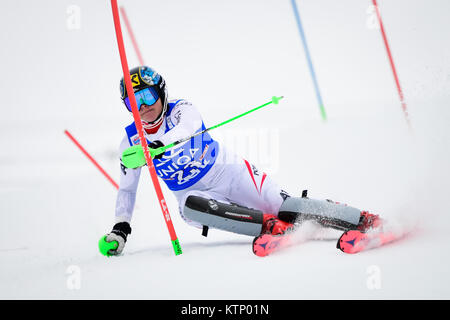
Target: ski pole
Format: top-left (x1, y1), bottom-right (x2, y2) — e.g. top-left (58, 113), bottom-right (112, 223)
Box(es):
top-left (122, 96), bottom-right (284, 168)
top-left (110, 0), bottom-right (182, 256)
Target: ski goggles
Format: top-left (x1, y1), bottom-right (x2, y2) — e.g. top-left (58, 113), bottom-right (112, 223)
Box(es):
top-left (124, 87), bottom-right (159, 112)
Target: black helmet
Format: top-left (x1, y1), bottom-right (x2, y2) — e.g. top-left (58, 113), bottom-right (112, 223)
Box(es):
top-left (120, 66), bottom-right (168, 124)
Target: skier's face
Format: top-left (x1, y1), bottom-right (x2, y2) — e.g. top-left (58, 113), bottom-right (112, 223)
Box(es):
top-left (139, 98), bottom-right (163, 123)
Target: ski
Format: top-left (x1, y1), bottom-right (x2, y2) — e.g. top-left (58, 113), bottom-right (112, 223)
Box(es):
top-left (337, 229), bottom-right (403, 254)
top-left (252, 233), bottom-right (291, 257)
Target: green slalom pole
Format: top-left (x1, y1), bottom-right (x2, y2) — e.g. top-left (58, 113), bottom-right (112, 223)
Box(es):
top-left (122, 96), bottom-right (284, 168)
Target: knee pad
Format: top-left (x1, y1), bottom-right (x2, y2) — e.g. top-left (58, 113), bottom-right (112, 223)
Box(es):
top-left (278, 196), bottom-right (361, 231)
top-left (184, 195), bottom-right (264, 237)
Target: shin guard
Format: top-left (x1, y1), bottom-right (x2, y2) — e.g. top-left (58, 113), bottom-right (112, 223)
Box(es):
top-left (184, 196), bottom-right (264, 237)
top-left (278, 196), bottom-right (361, 231)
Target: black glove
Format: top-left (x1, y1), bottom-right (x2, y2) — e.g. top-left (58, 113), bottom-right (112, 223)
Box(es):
top-left (104, 222), bottom-right (132, 256)
top-left (149, 140), bottom-right (164, 159)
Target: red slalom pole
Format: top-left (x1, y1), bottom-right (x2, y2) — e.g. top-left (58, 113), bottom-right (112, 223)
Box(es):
top-left (120, 6), bottom-right (145, 66)
top-left (110, 0), bottom-right (182, 255)
top-left (372, 0), bottom-right (411, 128)
top-left (64, 129), bottom-right (119, 190)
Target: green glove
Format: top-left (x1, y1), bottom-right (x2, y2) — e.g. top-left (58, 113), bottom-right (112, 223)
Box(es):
top-left (121, 141), bottom-right (165, 169)
top-left (99, 222), bottom-right (132, 257)
top-left (122, 145), bottom-right (146, 169)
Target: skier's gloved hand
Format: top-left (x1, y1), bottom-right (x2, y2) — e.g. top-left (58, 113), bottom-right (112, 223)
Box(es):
top-left (102, 222), bottom-right (132, 256)
top-left (121, 141), bottom-right (164, 169)
top-left (149, 140), bottom-right (164, 160)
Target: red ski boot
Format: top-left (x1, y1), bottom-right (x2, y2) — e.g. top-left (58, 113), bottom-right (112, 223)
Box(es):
top-left (337, 211), bottom-right (385, 254)
top-left (253, 214), bottom-right (294, 257)
top-left (261, 214), bottom-right (294, 235)
top-left (357, 211), bottom-right (382, 232)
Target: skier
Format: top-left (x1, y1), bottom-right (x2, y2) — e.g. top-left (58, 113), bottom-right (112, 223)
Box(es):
top-left (99, 66), bottom-right (382, 256)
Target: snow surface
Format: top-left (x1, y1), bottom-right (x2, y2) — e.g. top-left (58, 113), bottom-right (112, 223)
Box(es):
top-left (1, 0), bottom-right (450, 299)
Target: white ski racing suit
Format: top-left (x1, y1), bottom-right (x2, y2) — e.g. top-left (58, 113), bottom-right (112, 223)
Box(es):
top-left (115, 99), bottom-right (287, 231)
